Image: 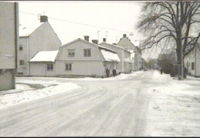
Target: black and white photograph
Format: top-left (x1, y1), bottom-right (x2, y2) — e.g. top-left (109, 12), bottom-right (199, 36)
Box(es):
top-left (0, 0), bottom-right (200, 136)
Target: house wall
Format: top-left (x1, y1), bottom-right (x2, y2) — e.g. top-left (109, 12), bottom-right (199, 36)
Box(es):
top-left (134, 52), bottom-right (143, 71)
top-left (100, 43), bottom-right (131, 73)
top-left (55, 60), bottom-right (105, 77)
top-left (17, 37), bottom-right (29, 75)
top-left (29, 62), bottom-right (56, 77)
top-left (29, 22), bottom-right (61, 59)
top-left (18, 22), bottom-right (61, 76)
top-left (184, 46), bottom-right (200, 76)
top-left (56, 39), bottom-right (106, 77)
top-left (0, 69), bottom-right (15, 91)
top-left (117, 36), bottom-right (136, 51)
top-left (0, 2), bottom-right (18, 91)
top-left (0, 3), bottom-right (16, 69)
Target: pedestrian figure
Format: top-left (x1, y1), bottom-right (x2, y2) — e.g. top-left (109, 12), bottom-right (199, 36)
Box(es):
top-left (106, 68), bottom-right (110, 77)
top-left (112, 69), bottom-right (116, 77)
top-left (160, 69), bottom-right (163, 74)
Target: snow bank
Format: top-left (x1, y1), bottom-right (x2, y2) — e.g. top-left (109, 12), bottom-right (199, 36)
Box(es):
top-left (0, 82), bottom-right (80, 109)
top-left (30, 50), bottom-right (58, 62)
top-left (145, 71), bottom-right (200, 136)
top-left (152, 70), bottom-right (172, 81)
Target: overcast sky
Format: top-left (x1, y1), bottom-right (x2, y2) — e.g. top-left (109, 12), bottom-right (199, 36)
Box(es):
top-left (18, 1), bottom-right (158, 60)
top-left (19, 1), bottom-right (144, 43)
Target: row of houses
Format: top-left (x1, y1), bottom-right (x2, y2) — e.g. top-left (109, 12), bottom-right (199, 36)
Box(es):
top-left (17, 15), bottom-right (143, 78)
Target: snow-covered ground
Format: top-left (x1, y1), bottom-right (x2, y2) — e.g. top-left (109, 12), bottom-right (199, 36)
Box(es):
top-left (145, 71), bottom-right (200, 136)
top-left (0, 70), bottom-right (200, 136)
top-left (0, 81), bottom-right (80, 109)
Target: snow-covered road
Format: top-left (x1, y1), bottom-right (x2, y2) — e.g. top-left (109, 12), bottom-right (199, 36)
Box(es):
top-left (0, 70), bottom-right (200, 136)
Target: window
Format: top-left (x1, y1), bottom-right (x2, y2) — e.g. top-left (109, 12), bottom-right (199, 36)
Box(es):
top-left (192, 62), bottom-right (194, 70)
top-left (19, 60), bottom-right (24, 65)
top-left (68, 49), bottom-right (75, 57)
top-left (65, 63), bottom-right (72, 71)
top-left (19, 45), bottom-right (23, 51)
top-left (47, 64), bottom-right (53, 71)
top-left (84, 49), bottom-right (91, 57)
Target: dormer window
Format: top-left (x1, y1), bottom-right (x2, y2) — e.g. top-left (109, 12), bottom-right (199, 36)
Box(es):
top-left (68, 49), bottom-right (75, 57)
top-left (84, 49), bottom-right (91, 57)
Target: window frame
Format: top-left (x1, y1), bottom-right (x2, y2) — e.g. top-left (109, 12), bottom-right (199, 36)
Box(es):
top-left (65, 63), bottom-right (72, 71)
top-left (47, 63), bottom-right (54, 71)
top-left (84, 48), bottom-right (91, 57)
top-left (68, 49), bottom-right (75, 57)
top-left (19, 60), bottom-right (24, 65)
top-left (19, 45), bottom-right (23, 51)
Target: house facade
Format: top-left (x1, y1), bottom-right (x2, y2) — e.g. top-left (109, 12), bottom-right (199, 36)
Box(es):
top-left (100, 39), bottom-right (132, 73)
top-left (29, 37), bottom-right (120, 77)
top-left (0, 2), bottom-right (18, 91)
top-left (184, 44), bottom-right (200, 77)
top-left (56, 38), bottom-right (119, 77)
top-left (17, 16), bottom-right (61, 76)
top-left (117, 34), bottom-right (143, 71)
top-left (29, 50), bottom-right (58, 76)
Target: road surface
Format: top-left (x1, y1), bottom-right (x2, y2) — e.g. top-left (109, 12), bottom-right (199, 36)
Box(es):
top-left (0, 71), bottom-right (200, 136)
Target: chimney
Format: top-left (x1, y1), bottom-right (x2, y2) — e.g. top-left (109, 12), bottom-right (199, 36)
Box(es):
top-left (103, 38), bottom-right (106, 42)
top-left (40, 15), bottom-right (48, 22)
top-left (92, 39), bottom-right (98, 44)
top-left (123, 34), bottom-right (127, 38)
top-left (84, 36), bottom-right (89, 41)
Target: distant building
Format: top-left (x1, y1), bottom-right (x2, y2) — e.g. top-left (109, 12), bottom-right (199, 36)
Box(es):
top-left (100, 38), bottom-right (132, 73)
top-left (29, 36), bottom-right (120, 77)
top-left (17, 15), bottom-right (61, 76)
top-left (184, 43), bottom-right (200, 77)
top-left (117, 34), bottom-right (143, 71)
top-left (0, 2), bottom-right (18, 91)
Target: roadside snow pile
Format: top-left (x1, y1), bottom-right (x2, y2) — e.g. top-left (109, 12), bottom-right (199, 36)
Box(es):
top-left (81, 71), bottom-right (144, 81)
top-left (146, 73), bottom-right (200, 136)
top-left (152, 70), bottom-right (172, 81)
top-left (17, 79), bottom-right (59, 87)
top-left (0, 82), bottom-right (80, 109)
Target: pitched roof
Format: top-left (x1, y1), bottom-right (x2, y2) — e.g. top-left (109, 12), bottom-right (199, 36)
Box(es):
top-left (99, 42), bottom-right (131, 53)
top-left (30, 50), bottom-right (58, 62)
top-left (100, 49), bottom-right (120, 62)
top-left (19, 22), bottom-right (44, 37)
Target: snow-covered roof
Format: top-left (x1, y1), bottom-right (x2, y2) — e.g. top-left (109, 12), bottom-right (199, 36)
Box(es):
top-left (100, 42), bottom-right (131, 53)
top-left (30, 50), bottom-right (58, 62)
top-left (100, 49), bottom-right (120, 62)
top-left (19, 22), bottom-right (44, 37)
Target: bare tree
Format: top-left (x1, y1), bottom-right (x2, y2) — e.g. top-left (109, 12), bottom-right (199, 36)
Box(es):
top-left (138, 1), bottom-right (200, 80)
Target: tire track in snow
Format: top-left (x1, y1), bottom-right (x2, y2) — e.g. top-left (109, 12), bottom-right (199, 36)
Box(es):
top-left (0, 85), bottom-right (107, 136)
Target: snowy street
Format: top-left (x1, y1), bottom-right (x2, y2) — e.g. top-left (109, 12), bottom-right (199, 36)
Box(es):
top-left (0, 71), bottom-right (200, 136)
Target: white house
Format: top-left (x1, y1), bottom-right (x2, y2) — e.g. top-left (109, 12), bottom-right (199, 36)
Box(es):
top-left (184, 44), bottom-right (200, 77)
top-left (17, 15), bottom-right (61, 76)
top-left (0, 2), bottom-right (18, 91)
top-left (55, 37), bottom-right (120, 77)
top-left (29, 50), bottom-right (58, 76)
top-left (100, 38), bottom-right (132, 74)
top-left (29, 36), bottom-right (120, 77)
top-left (117, 34), bottom-right (143, 71)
